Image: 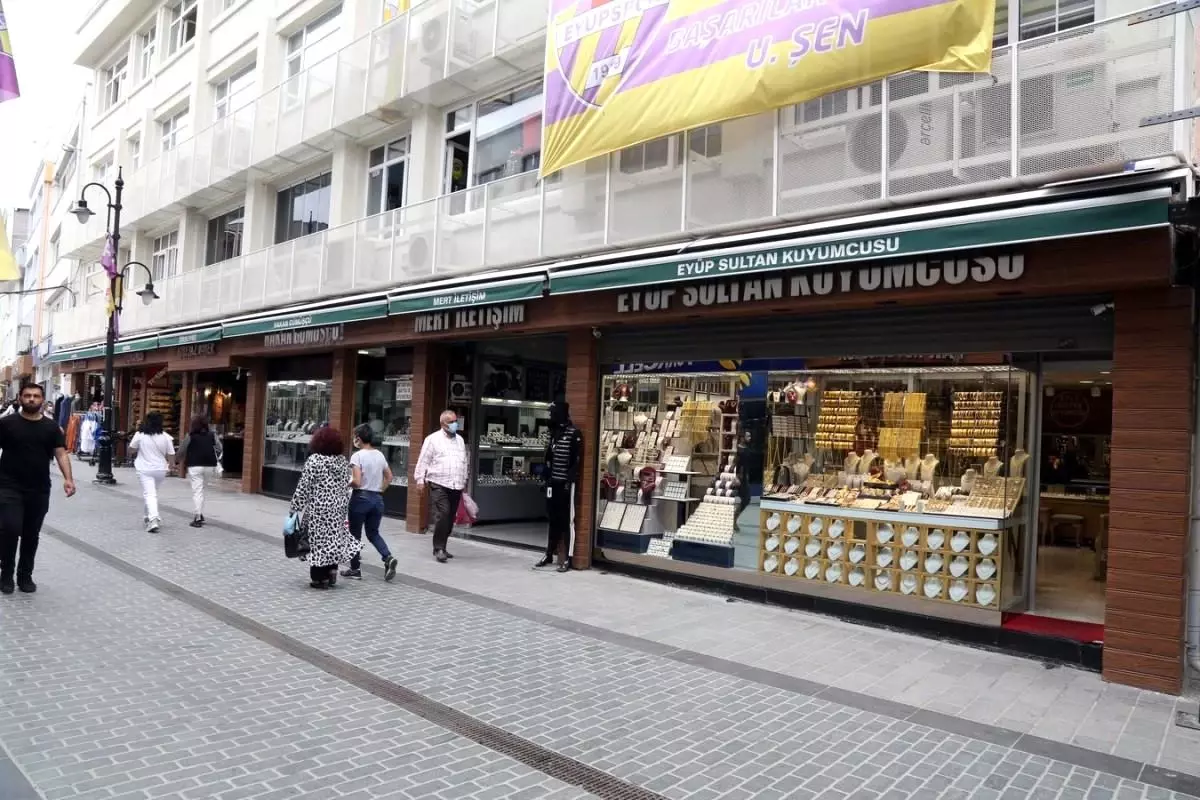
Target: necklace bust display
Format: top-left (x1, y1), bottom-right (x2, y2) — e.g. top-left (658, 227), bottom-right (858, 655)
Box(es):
top-left (1009, 448), bottom-right (1030, 478)
top-left (918, 454), bottom-right (939, 483)
top-left (843, 453), bottom-right (860, 475)
top-left (858, 449), bottom-right (878, 475)
top-left (983, 456), bottom-right (1002, 477)
top-left (960, 468), bottom-right (978, 493)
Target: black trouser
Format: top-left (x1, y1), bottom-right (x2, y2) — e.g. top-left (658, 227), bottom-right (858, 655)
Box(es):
top-left (0, 489), bottom-right (51, 580)
top-left (428, 483), bottom-right (461, 553)
top-left (545, 482), bottom-right (572, 559)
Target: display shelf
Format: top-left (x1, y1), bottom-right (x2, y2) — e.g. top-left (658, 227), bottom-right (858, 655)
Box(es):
top-left (479, 397), bottom-right (554, 409)
top-left (672, 540), bottom-right (736, 568)
top-left (598, 529), bottom-right (658, 553)
top-left (758, 499), bottom-right (1012, 530)
top-left (660, 469), bottom-right (702, 476)
top-left (652, 495), bottom-right (701, 503)
top-left (478, 444), bottom-right (546, 452)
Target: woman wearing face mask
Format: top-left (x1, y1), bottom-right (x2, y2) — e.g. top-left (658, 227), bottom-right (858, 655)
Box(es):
top-left (342, 424), bottom-right (399, 581)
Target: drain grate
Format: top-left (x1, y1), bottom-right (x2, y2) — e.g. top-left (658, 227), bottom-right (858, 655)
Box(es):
top-left (45, 526), bottom-right (668, 800)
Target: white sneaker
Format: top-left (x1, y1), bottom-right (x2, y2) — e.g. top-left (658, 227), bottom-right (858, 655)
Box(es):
top-left (147, 518), bottom-right (160, 533)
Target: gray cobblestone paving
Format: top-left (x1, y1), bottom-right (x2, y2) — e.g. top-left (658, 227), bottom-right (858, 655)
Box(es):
top-left (0, 482), bottom-right (1186, 800)
top-left (0, 536), bottom-right (592, 800)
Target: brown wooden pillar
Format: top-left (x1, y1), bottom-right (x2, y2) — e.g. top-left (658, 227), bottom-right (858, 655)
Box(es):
top-left (566, 328), bottom-right (599, 569)
top-left (330, 348), bottom-right (358, 450)
top-left (178, 371), bottom-right (192, 442)
top-left (406, 342), bottom-right (449, 532)
top-left (1104, 287), bottom-right (1195, 693)
top-left (241, 359), bottom-right (267, 494)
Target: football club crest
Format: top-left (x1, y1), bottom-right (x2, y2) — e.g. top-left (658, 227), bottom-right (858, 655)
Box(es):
top-left (551, 0), bottom-right (671, 109)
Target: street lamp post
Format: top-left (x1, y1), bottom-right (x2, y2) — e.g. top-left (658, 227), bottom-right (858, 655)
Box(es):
top-left (72, 169), bottom-right (159, 485)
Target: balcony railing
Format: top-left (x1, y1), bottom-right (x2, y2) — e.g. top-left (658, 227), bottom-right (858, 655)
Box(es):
top-left (51, 10), bottom-right (1190, 348)
top-left (57, 0), bottom-right (547, 259)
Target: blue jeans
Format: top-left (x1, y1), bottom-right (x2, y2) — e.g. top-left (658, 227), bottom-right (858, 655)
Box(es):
top-left (348, 492), bottom-right (389, 570)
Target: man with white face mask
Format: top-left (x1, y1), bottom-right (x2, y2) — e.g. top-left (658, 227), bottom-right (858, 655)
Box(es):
top-left (414, 409), bottom-right (469, 563)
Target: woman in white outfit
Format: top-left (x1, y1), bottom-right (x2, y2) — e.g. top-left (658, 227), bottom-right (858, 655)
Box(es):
top-left (178, 415), bottom-right (222, 528)
top-left (129, 412), bottom-right (175, 533)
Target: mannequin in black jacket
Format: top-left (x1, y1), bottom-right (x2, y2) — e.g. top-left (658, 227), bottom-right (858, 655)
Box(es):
top-left (538, 401), bottom-right (582, 572)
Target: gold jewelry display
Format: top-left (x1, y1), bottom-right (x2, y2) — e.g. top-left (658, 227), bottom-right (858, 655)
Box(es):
top-left (815, 390), bottom-right (860, 450)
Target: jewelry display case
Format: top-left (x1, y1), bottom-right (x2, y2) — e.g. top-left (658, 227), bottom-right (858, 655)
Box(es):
top-left (262, 379), bottom-right (332, 498)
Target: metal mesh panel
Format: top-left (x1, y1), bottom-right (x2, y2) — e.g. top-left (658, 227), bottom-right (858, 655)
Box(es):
top-left (367, 17), bottom-right (407, 110)
top-left (541, 165), bottom-right (606, 257)
top-left (886, 55), bottom-right (1014, 199)
top-left (496, 0), bottom-right (545, 53)
top-left (436, 187), bottom-right (485, 275)
top-left (276, 81), bottom-right (306, 153)
top-left (303, 58), bottom-right (336, 141)
top-left (323, 222), bottom-right (357, 295)
top-left (1018, 18), bottom-right (1174, 180)
top-left (210, 118), bottom-right (235, 182)
top-left (484, 173), bottom-right (540, 267)
top-left (190, 127), bottom-right (212, 193)
top-left (333, 37), bottom-right (371, 128)
top-left (608, 136), bottom-right (684, 245)
top-left (406, 0), bottom-right (450, 96)
top-left (291, 232), bottom-right (325, 302)
top-left (264, 242), bottom-right (292, 305)
top-left (172, 141), bottom-right (193, 202)
top-left (252, 88), bottom-right (281, 164)
top-left (240, 250), bottom-right (266, 312)
top-left (356, 214), bottom-right (393, 289)
top-left (218, 257), bottom-right (242, 314)
top-left (393, 199), bottom-right (438, 283)
top-left (686, 117), bottom-right (773, 230)
top-left (446, 0), bottom-right (495, 81)
top-left (777, 82), bottom-right (884, 219)
top-left (197, 268), bottom-right (221, 320)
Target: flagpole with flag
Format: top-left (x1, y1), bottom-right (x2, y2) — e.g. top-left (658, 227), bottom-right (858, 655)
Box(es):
top-left (0, 1), bottom-right (20, 104)
top-left (0, 215), bottom-right (19, 282)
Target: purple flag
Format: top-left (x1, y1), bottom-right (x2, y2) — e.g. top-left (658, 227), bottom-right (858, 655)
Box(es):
top-left (0, 3), bottom-right (20, 104)
top-left (100, 235), bottom-right (117, 278)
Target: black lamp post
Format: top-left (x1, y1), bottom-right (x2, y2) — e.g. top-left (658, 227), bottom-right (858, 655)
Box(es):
top-left (71, 168), bottom-right (159, 485)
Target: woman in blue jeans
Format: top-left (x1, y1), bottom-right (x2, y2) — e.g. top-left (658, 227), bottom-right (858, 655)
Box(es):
top-left (342, 424), bottom-right (399, 581)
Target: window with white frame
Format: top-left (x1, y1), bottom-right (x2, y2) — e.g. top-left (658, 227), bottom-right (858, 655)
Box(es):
top-left (167, 0), bottom-right (197, 56)
top-left (137, 25), bottom-right (156, 81)
top-left (213, 64), bottom-right (255, 120)
top-left (84, 263), bottom-right (106, 300)
top-left (91, 154), bottom-right (114, 184)
top-left (128, 135), bottom-right (142, 170)
top-left (160, 108), bottom-right (189, 153)
top-left (616, 125), bottom-right (723, 174)
top-left (441, 82), bottom-right (542, 196)
top-left (366, 137), bottom-right (408, 217)
top-left (151, 231), bottom-right (180, 281)
top-left (100, 55), bottom-right (127, 113)
top-left (284, 6), bottom-right (343, 97)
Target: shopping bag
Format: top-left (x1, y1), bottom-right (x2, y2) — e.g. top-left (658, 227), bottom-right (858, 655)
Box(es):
top-left (456, 494), bottom-right (478, 526)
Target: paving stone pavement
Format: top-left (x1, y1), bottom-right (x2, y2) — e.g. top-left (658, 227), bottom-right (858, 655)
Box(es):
top-left (0, 469), bottom-right (1193, 800)
top-left (95, 468), bottom-right (1200, 773)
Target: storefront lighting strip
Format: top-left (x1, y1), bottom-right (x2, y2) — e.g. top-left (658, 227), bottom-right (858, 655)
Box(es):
top-left (791, 365), bottom-right (1014, 376)
top-left (479, 398), bottom-right (553, 408)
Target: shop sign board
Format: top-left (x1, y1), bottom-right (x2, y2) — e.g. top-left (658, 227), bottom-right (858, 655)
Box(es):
top-left (413, 304), bottom-right (527, 334)
top-left (607, 358), bottom-right (807, 374)
top-left (175, 342), bottom-right (218, 359)
top-left (616, 254), bottom-right (1024, 313)
top-left (158, 327), bottom-right (222, 348)
top-left (388, 277), bottom-right (544, 315)
top-left (263, 324), bottom-right (345, 349)
top-left (550, 191), bottom-right (1165, 296)
top-left (223, 299), bottom-right (388, 338)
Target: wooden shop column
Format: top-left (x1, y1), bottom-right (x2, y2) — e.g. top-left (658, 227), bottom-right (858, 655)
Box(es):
top-left (565, 328), bottom-right (599, 570)
top-left (1104, 287), bottom-right (1195, 694)
top-left (241, 359), bottom-right (268, 494)
top-left (178, 371), bottom-right (192, 440)
top-left (406, 342), bottom-right (449, 532)
top-left (330, 348), bottom-right (358, 449)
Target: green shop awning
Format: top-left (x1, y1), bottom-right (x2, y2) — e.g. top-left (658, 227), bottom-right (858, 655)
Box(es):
top-left (388, 276), bottom-right (545, 315)
top-left (158, 326), bottom-right (222, 348)
top-left (548, 187), bottom-right (1170, 295)
top-left (113, 337), bottom-right (160, 355)
top-left (47, 344), bottom-right (107, 363)
top-left (222, 299), bottom-right (388, 338)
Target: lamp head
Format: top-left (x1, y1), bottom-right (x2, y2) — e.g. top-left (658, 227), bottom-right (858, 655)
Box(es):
top-left (137, 284), bottom-right (158, 306)
top-left (70, 200), bottom-right (94, 225)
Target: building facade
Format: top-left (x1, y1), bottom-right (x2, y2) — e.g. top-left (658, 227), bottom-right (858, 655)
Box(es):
top-left (51, 0), bottom-right (1200, 692)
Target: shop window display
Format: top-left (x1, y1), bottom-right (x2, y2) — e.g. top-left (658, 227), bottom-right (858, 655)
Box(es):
top-left (191, 371), bottom-right (247, 476)
top-left (354, 357), bottom-right (412, 517)
top-left (595, 365), bottom-right (1033, 618)
top-left (263, 380), bottom-right (332, 496)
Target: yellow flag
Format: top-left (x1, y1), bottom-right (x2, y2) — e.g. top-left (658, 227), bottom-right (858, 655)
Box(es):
top-left (0, 216), bottom-right (18, 281)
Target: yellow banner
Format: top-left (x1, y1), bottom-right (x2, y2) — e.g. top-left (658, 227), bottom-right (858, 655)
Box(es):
top-left (0, 216), bottom-right (18, 282)
top-left (541, 0), bottom-right (995, 176)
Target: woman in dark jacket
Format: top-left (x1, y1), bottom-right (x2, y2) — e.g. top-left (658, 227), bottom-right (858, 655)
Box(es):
top-left (179, 415), bottom-right (222, 527)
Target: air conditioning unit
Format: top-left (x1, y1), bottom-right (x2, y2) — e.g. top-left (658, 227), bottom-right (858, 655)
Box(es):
top-left (416, 17), bottom-right (446, 66)
top-left (415, 3), bottom-right (481, 70)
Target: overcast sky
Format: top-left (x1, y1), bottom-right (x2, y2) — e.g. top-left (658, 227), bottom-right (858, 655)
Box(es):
top-left (0, 0), bottom-right (90, 208)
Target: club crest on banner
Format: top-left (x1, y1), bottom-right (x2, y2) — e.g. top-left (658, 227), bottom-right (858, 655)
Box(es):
top-left (551, 0), bottom-right (670, 109)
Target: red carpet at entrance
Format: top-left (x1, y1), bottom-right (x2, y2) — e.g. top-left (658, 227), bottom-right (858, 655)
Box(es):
top-left (1002, 613), bottom-right (1105, 643)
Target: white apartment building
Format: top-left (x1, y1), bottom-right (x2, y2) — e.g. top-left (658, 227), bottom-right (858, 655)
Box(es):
top-left (50, 0), bottom-right (1195, 346)
top-left (0, 205), bottom-right (32, 397)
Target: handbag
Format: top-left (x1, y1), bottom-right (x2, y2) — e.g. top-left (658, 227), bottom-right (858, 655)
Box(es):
top-left (455, 494), bottom-right (478, 526)
top-left (283, 512), bottom-right (311, 559)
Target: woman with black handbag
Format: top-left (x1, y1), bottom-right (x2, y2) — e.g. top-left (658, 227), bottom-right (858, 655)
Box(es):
top-left (288, 426), bottom-right (360, 588)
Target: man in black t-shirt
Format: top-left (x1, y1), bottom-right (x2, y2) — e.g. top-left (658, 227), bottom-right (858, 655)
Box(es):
top-left (0, 382), bottom-right (76, 594)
